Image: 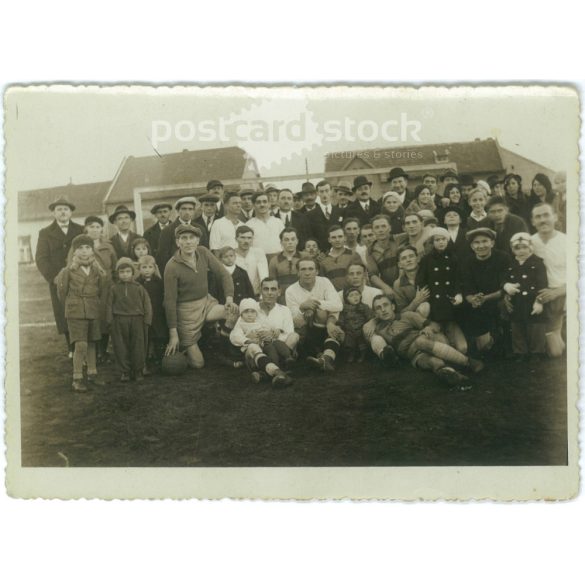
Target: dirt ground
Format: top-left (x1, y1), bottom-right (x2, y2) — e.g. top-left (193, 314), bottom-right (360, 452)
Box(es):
top-left (17, 264), bottom-right (568, 468)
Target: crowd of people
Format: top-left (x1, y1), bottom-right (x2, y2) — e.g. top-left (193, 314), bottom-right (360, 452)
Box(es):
top-left (34, 168), bottom-right (568, 392)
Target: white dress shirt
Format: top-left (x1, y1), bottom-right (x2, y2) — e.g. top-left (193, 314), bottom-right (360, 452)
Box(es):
top-left (235, 247), bottom-right (269, 294)
top-left (258, 302), bottom-right (295, 341)
top-left (285, 276), bottom-right (343, 319)
top-left (209, 217), bottom-right (244, 251)
top-left (531, 231), bottom-right (566, 288)
top-left (246, 216), bottom-right (285, 255)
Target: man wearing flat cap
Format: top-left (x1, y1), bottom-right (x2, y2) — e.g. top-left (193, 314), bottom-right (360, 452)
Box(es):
top-left (207, 179), bottom-right (225, 218)
top-left (35, 197), bottom-right (84, 355)
top-left (388, 167), bottom-right (414, 207)
top-left (346, 176), bottom-right (381, 228)
top-left (143, 202), bottom-right (172, 257)
top-left (156, 196), bottom-right (200, 273)
top-left (108, 204), bottom-right (142, 259)
top-left (264, 183), bottom-right (280, 216)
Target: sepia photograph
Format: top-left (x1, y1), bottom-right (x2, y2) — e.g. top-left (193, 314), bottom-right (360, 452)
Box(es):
top-left (4, 85), bottom-right (579, 499)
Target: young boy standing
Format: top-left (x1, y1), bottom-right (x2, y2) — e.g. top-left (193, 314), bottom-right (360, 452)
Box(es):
top-left (56, 234), bottom-right (107, 392)
top-left (106, 258), bottom-right (153, 382)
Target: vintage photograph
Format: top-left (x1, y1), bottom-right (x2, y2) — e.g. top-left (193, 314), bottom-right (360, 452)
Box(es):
top-left (4, 85), bottom-right (579, 499)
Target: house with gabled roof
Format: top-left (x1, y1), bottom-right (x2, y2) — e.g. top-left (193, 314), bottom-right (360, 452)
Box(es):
top-left (17, 181), bottom-right (110, 263)
top-left (103, 146), bottom-right (261, 233)
top-left (324, 138), bottom-right (556, 198)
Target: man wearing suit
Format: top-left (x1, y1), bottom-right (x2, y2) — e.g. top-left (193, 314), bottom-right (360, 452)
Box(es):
top-left (108, 205), bottom-right (142, 259)
top-left (156, 196), bottom-right (199, 272)
top-left (330, 180), bottom-right (353, 227)
top-left (207, 179), bottom-right (225, 218)
top-left (238, 187), bottom-right (256, 222)
top-left (346, 175), bottom-right (381, 227)
top-left (194, 193), bottom-right (220, 248)
top-left (35, 197), bottom-right (84, 354)
top-left (388, 167), bottom-right (414, 207)
top-left (274, 188), bottom-right (310, 249)
top-left (143, 203), bottom-right (172, 258)
top-left (304, 180), bottom-right (335, 251)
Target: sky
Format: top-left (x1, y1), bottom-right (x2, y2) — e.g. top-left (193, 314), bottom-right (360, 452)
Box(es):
top-left (4, 85), bottom-right (579, 194)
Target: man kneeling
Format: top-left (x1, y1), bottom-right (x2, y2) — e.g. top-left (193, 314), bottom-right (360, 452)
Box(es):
top-left (365, 294), bottom-right (484, 386)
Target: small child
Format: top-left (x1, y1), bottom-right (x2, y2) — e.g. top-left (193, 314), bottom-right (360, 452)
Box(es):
top-left (303, 238), bottom-right (326, 263)
top-left (503, 232), bottom-right (548, 359)
top-left (229, 298), bottom-right (293, 386)
top-left (136, 255), bottom-right (168, 370)
top-left (337, 287), bottom-right (373, 362)
top-left (416, 227), bottom-right (468, 354)
top-left (466, 188), bottom-right (490, 230)
top-left (130, 237), bottom-right (152, 274)
top-left (56, 234), bottom-right (107, 392)
top-left (217, 246), bottom-right (255, 304)
top-left (106, 257), bottom-right (153, 382)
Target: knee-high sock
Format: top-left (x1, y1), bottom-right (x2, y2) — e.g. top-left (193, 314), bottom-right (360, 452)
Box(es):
top-left (323, 338), bottom-right (340, 360)
top-left (73, 341), bottom-right (88, 379)
top-left (430, 341), bottom-right (469, 366)
top-left (254, 353), bottom-right (279, 376)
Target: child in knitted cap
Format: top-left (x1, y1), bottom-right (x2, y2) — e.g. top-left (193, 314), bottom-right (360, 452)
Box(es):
top-left (503, 232), bottom-right (548, 359)
top-left (55, 234), bottom-right (108, 392)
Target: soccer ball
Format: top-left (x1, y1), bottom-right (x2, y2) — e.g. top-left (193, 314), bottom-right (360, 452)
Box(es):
top-left (161, 352), bottom-right (188, 376)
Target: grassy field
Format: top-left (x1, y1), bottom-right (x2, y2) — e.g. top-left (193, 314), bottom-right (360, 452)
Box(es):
top-left (17, 264), bottom-right (568, 468)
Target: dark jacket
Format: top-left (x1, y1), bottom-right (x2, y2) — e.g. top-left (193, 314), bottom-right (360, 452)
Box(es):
top-left (137, 275), bottom-right (167, 339)
top-left (274, 210), bottom-right (310, 249)
top-left (35, 220), bottom-right (84, 334)
top-left (417, 248), bottom-right (463, 322)
top-left (346, 199), bottom-right (381, 229)
top-left (505, 193), bottom-right (531, 226)
top-left (305, 205), bottom-right (332, 251)
top-left (446, 227), bottom-right (473, 263)
top-left (380, 207), bottom-right (405, 236)
top-left (505, 254), bottom-right (548, 323)
top-left (156, 218), bottom-right (198, 273)
top-left (56, 263), bottom-right (106, 320)
top-left (338, 302), bottom-right (373, 334)
top-left (213, 265), bottom-right (255, 305)
top-left (106, 280), bottom-right (152, 325)
top-left (110, 231), bottom-right (142, 260)
top-left (490, 213), bottom-right (528, 256)
top-left (143, 222), bottom-right (172, 258)
top-left (194, 215), bottom-right (217, 249)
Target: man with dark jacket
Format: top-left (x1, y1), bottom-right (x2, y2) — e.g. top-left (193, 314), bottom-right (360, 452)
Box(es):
top-left (274, 188), bottom-right (310, 249)
top-left (486, 196), bottom-right (528, 256)
top-left (35, 197), bottom-right (84, 353)
top-left (194, 193), bottom-right (221, 248)
top-left (143, 203), bottom-right (172, 257)
top-left (388, 167), bottom-right (414, 207)
top-left (346, 175), bottom-right (381, 227)
top-left (108, 205), bottom-right (142, 259)
top-left (156, 196), bottom-right (199, 272)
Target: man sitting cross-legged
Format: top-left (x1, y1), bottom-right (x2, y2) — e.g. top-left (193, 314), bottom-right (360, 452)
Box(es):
top-left (364, 294), bottom-right (484, 386)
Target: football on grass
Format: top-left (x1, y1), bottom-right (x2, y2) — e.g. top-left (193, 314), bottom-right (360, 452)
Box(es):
top-left (161, 352), bottom-right (188, 376)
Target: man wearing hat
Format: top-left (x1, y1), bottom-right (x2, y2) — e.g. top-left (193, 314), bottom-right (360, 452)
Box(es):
top-left (439, 169), bottom-right (460, 187)
top-left (35, 197), bottom-right (85, 354)
top-left (264, 183), bottom-right (280, 216)
top-left (156, 196), bottom-right (199, 272)
top-left (346, 176), bottom-right (381, 227)
top-left (108, 205), bottom-right (142, 260)
top-left (297, 182), bottom-right (327, 251)
top-left (388, 167), bottom-right (414, 207)
top-left (238, 187), bottom-right (256, 222)
top-left (143, 203), bottom-right (173, 257)
top-left (207, 179), bottom-right (225, 218)
top-left (462, 227), bottom-right (511, 352)
top-left (485, 195), bottom-right (528, 256)
top-left (194, 193), bottom-right (221, 248)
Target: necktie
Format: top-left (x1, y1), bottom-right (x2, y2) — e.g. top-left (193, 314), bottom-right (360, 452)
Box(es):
top-left (285, 214), bottom-right (291, 227)
top-left (207, 217), bottom-right (211, 230)
top-left (364, 203), bottom-right (369, 213)
top-left (325, 206), bottom-right (330, 220)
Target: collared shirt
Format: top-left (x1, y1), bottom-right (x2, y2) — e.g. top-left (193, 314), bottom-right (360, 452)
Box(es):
top-left (285, 276), bottom-right (343, 319)
top-left (257, 302), bottom-right (295, 341)
top-left (235, 247), bottom-right (269, 294)
top-left (57, 222), bottom-right (70, 234)
top-left (319, 203), bottom-right (332, 219)
top-left (268, 251), bottom-right (302, 302)
top-left (280, 210), bottom-right (293, 227)
top-left (209, 216), bottom-right (244, 251)
top-left (531, 231), bottom-right (566, 288)
top-left (202, 214), bottom-right (215, 231)
top-left (447, 226), bottom-right (459, 242)
top-left (359, 200), bottom-right (372, 212)
top-left (320, 249), bottom-right (363, 291)
top-left (337, 284), bottom-right (382, 309)
top-left (246, 216), bottom-right (285, 255)
top-left (369, 234), bottom-right (407, 285)
top-left (241, 209), bottom-right (254, 221)
top-left (158, 221), bottom-right (171, 231)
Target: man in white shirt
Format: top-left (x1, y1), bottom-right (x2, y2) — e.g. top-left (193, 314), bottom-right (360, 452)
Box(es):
top-left (235, 225), bottom-right (269, 295)
top-left (337, 262), bottom-right (383, 308)
top-left (531, 202), bottom-right (567, 357)
top-left (246, 191), bottom-right (284, 261)
top-left (342, 217), bottom-right (369, 265)
top-left (209, 192), bottom-right (244, 253)
top-left (285, 257), bottom-right (343, 372)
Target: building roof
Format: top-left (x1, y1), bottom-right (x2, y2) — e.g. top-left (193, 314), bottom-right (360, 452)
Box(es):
top-left (105, 146), bottom-right (253, 205)
top-left (325, 138), bottom-right (506, 175)
top-left (18, 181), bottom-right (111, 222)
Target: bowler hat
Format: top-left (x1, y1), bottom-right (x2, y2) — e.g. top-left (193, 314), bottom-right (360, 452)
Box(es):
top-left (466, 227), bottom-right (496, 242)
top-left (108, 205), bottom-right (136, 224)
top-left (206, 179), bottom-right (223, 191)
top-left (49, 197), bottom-right (76, 212)
top-left (174, 196), bottom-right (199, 210)
top-left (352, 176), bottom-right (373, 192)
top-left (174, 224), bottom-right (203, 239)
top-left (199, 193), bottom-right (220, 203)
top-left (301, 182), bottom-right (316, 194)
top-left (335, 180), bottom-right (352, 194)
top-left (150, 203), bottom-right (172, 215)
top-left (388, 167), bottom-right (409, 182)
top-left (459, 174), bottom-right (476, 187)
top-left (84, 215), bottom-right (104, 227)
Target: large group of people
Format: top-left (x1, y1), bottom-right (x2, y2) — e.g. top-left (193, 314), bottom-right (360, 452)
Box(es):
top-left (34, 168), bottom-right (568, 392)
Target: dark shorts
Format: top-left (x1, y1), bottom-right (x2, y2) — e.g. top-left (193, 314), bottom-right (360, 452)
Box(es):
top-left (67, 318), bottom-right (101, 343)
